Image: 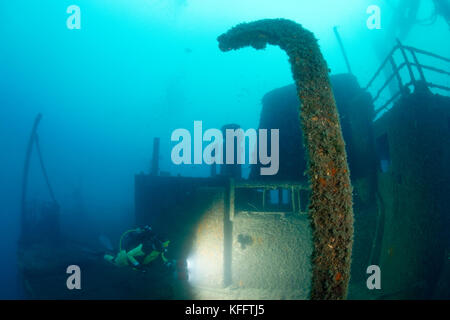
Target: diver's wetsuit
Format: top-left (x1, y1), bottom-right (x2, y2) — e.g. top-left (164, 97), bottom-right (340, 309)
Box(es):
top-left (110, 226), bottom-right (187, 279)
top-left (122, 226), bottom-right (170, 269)
top-left (123, 227), bottom-right (163, 254)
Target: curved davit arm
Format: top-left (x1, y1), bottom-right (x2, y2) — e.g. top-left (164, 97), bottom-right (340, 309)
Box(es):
top-left (218, 19), bottom-right (354, 300)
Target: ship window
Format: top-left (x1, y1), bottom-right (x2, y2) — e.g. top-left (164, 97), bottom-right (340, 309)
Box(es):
top-left (269, 189), bottom-right (279, 204)
top-left (281, 189), bottom-right (289, 205)
top-left (376, 133), bottom-right (390, 173)
top-left (234, 185), bottom-right (308, 215)
top-left (268, 188), bottom-right (290, 205)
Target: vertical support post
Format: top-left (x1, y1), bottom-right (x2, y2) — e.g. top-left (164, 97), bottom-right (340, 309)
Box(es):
top-left (262, 189), bottom-right (266, 211)
top-left (151, 137), bottom-right (160, 176)
top-left (291, 186), bottom-right (296, 214)
top-left (20, 113), bottom-right (42, 243)
top-left (229, 178), bottom-right (235, 221)
top-left (408, 48), bottom-right (427, 83)
top-left (35, 135), bottom-right (57, 203)
top-left (389, 56), bottom-right (404, 90)
top-left (210, 163), bottom-right (217, 177)
top-left (210, 149), bottom-right (217, 177)
top-left (396, 39), bottom-right (416, 85)
top-left (333, 26), bottom-right (353, 74)
top-left (223, 178), bottom-right (234, 287)
top-left (220, 124), bottom-right (242, 179)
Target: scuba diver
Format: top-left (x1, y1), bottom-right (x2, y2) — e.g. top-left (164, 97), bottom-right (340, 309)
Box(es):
top-left (104, 225), bottom-right (171, 270)
top-left (103, 225), bottom-right (188, 280)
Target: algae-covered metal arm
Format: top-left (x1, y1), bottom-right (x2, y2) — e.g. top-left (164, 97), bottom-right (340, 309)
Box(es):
top-left (218, 19), bottom-right (354, 300)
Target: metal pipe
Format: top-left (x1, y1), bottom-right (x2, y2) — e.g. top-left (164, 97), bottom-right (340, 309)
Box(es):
top-left (365, 45), bottom-right (400, 90)
top-left (404, 45), bottom-right (450, 63)
top-left (396, 39), bottom-right (416, 84)
top-left (219, 19), bottom-right (354, 299)
top-left (35, 134), bottom-right (57, 203)
top-left (389, 56), bottom-right (404, 90)
top-left (333, 26), bottom-right (353, 74)
top-left (20, 113), bottom-right (42, 241)
top-left (408, 48), bottom-right (427, 82)
top-left (373, 62), bottom-right (408, 102)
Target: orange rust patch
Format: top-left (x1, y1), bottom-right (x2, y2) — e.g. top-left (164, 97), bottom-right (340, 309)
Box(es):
top-left (319, 177), bottom-right (327, 187)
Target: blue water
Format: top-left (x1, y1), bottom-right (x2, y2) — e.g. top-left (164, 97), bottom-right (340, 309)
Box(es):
top-left (0, 0), bottom-right (448, 299)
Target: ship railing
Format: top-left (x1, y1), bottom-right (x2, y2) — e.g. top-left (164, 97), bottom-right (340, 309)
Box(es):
top-left (365, 39), bottom-right (450, 119)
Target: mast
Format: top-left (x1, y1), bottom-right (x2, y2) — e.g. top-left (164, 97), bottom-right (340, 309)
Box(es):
top-left (333, 26), bottom-right (353, 74)
top-left (20, 113), bottom-right (42, 242)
